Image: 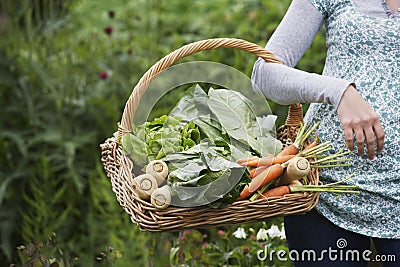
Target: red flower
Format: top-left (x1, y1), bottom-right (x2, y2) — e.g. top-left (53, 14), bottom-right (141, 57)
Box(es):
top-left (99, 71), bottom-right (108, 79)
top-left (242, 246), bottom-right (249, 254)
top-left (104, 26), bottom-right (113, 35)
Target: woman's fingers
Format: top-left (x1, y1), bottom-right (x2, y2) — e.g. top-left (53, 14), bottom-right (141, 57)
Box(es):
top-left (343, 120), bottom-right (381, 159)
top-left (363, 127), bottom-right (376, 160)
top-left (337, 85), bottom-right (385, 159)
top-left (374, 123), bottom-right (385, 153)
top-left (354, 127), bottom-right (366, 156)
top-left (343, 125), bottom-right (355, 152)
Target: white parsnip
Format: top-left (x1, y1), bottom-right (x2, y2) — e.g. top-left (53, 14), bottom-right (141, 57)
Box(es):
top-left (146, 160), bottom-right (169, 185)
top-left (279, 156), bottom-right (311, 185)
top-left (151, 185), bottom-right (172, 210)
top-left (133, 174), bottom-right (158, 200)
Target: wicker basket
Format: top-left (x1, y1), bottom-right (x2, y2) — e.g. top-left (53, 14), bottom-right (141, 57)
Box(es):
top-left (100, 38), bottom-right (319, 232)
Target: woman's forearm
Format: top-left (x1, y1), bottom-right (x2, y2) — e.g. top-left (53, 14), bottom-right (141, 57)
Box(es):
top-left (252, 60), bottom-right (351, 108)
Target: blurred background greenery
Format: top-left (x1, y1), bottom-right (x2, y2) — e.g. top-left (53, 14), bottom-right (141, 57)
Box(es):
top-left (0, 0), bottom-right (326, 266)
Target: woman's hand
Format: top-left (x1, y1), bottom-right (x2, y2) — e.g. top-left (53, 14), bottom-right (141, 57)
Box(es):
top-left (336, 85), bottom-right (384, 159)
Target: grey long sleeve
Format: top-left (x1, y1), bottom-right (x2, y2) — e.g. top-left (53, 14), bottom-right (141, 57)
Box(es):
top-left (251, 0), bottom-right (352, 109)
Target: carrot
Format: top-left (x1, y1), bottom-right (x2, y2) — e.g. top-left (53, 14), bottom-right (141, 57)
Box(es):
top-left (236, 185), bottom-right (252, 201)
top-left (262, 153), bottom-right (274, 158)
top-left (258, 173), bottom-right (360, 199)
top-left (249, 166), bottom-right (268, 178)
top-left (237, 156), bottom-right (259, 165)
top-left (277, 144), bottom-right (299, 157)
top-left (248, 164), bottom-right (284, 193)
top-left (239, 154), bottom-right (295, 167)
top-left (302, 135), bottom-right (318, 153)
top-left (277, 121), bottom-right (321, 156)
top-left (258, 185), bottom-right (290, 199)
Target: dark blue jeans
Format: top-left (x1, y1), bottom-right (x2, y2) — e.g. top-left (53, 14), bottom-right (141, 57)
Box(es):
top-left (284, 209), bottom-right (400, 267)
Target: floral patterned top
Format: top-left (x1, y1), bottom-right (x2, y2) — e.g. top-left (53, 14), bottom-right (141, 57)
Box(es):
top-left (306, 0), bottom-right (400, 238)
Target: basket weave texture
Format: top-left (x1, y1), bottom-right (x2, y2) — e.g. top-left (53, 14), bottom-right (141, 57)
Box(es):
top-left (100, 38), bottom-right (319, 232)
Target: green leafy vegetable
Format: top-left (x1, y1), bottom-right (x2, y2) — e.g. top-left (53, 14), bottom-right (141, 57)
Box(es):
top-left (165, 140), bottom-right (247, 207)
top-left (121, 115), bottom-right (201, 167)
top-left (207, 88), bottom-right (282, 156)
top-left (121, 84), bottom-right (283, 207)
top-left (170, 85), bottom-right (228, 143)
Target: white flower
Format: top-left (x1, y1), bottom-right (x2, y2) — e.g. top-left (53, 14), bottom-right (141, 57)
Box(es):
top-left (280, 227), bottom-right (286, 239)
top-left (266, 225), bottom-right (286, 239)
top-left (232, 227), bottom-right (247, 239)
top-left (256, 228), bottom-right (268, 241)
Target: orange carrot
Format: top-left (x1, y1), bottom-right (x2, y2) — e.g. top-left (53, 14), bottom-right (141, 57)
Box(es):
top-left (248, 164), bottom-right (284, 193)
top-left (302, 136), bottom-right (318, 153)
top-left (249, 166), bottom-right (268, 178)
top-left (236, 185), bottom-right (252, 201)
top-left (262, 153), bottom-right (274, 158)
top-left (277, 121), bottom-right (321, 156)
top-left (257, 185), bottom-right (290, 199)
top-left (237, 156), bottom-right (259, 165)
top-left (258, 173), bottom-right (360, 199)
top-left (276, 144), bottom-right (299, 157)
top-left (240, 154), bottom-right (295, 167)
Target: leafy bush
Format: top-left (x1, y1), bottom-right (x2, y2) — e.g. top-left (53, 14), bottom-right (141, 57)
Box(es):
top-left (0, 0), bottom-right (326, 266)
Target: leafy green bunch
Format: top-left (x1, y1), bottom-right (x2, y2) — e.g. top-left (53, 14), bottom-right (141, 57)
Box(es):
top-left (122, 115), bottom-right (201, 167)
top-left (121, 84), bottom-right (282, 207)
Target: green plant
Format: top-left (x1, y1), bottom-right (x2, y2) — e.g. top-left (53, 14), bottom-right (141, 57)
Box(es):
top-left (12, 233), bottom-right (78, 267)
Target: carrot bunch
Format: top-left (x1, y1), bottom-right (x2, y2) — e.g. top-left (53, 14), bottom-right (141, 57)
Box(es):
top-left (236, 121), bottom-right (357, 201)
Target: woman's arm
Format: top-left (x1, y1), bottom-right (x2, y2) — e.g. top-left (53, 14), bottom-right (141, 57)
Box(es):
top-left (251, 0), bottom-right (351, 109)
top-left (252, 0), bottom-right (384, 159)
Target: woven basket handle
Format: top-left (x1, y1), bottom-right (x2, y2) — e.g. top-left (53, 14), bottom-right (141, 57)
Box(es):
top-left (119, 38), bottom-right (298, 138)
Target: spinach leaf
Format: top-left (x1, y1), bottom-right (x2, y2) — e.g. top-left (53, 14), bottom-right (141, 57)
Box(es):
top-left (207, 88), bottom-right (282, 155)
top-left (164, 139), bottom-right (245, 207)
top-left (170, 84), bottom-right (210, 121)
top-left (171, 85), bottom-right (227, 143)
top-left (121, 133), bottom-right (148, 166)
top-left (207, 88), bottom-right (260, 140)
